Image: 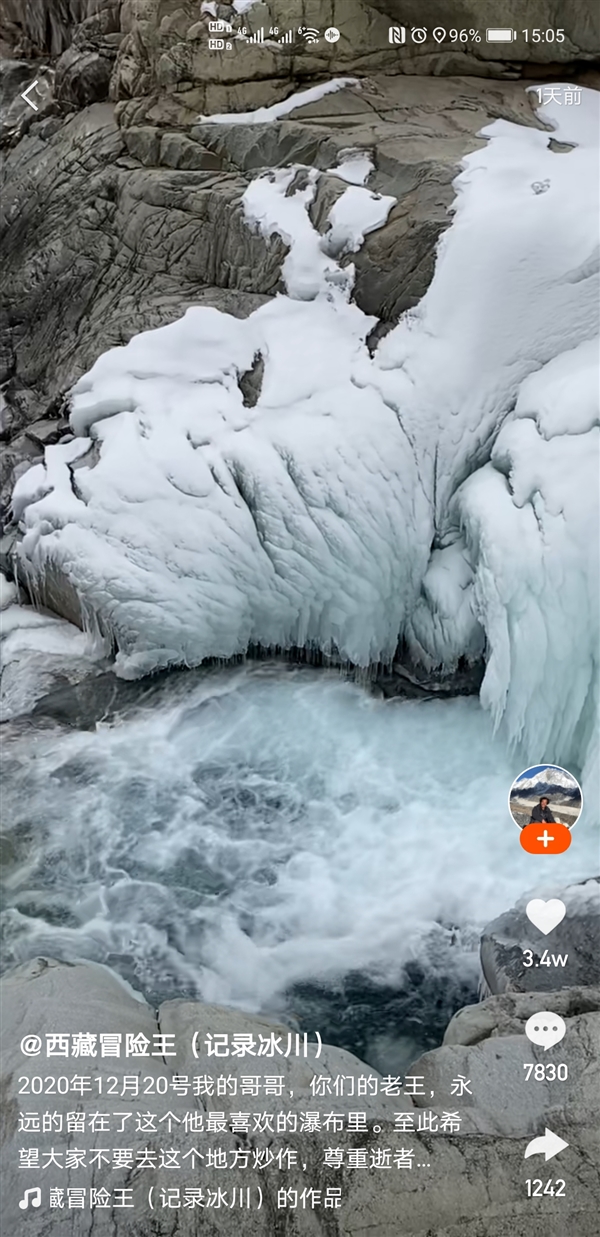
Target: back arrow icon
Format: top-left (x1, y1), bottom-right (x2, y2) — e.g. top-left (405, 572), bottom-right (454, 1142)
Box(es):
top-left (20, 81), bottom-right (39, 111)
top-left (524, 1128), bottom-right (569, 1161)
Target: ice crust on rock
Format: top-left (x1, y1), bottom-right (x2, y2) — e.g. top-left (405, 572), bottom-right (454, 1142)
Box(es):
top-left (197, 78), bottom-right (359, 125)
top-left (0, 572), bottom-right (18, 610)
top-left (0, 583), bottom-right (105, 721)
top-left (242, 166), bottom-right (396, 296)
top-left (13, 89), bottom-right (600, 780)
top-left (327, 150), bottom-right (374, 186)
top-left (243, 166), bottom-right (351, 299)
top-left (324, 185), bottom-right (397, 257)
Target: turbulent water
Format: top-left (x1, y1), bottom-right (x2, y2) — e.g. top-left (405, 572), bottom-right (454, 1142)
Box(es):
top-left (1, 666), bottom-right (594, 1070)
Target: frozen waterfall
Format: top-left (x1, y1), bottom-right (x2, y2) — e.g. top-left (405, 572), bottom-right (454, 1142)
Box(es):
top-left (11, 88), bottom-right (600, 784)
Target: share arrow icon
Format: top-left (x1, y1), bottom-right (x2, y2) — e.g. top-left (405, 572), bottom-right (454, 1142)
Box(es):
top-left (524, 1128), bottom-right (569, 1161)
top-left (20, 80), bottom-right (40, 111)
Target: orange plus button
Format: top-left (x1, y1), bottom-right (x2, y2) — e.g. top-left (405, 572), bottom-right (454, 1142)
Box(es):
top-left (520, 822), bottom-right (572, 854)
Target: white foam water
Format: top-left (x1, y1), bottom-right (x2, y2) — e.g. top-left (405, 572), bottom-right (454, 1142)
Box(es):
top-left (1, 668), bottom-right (594, 1030)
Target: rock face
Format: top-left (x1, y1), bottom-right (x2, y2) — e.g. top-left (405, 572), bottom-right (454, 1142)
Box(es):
top-left (54, 1), bottom-right (123, 107)
top-left (481, 878), bottom-right (600, 995)
top-left (410, 986), bottom-right (600, 1136)
top-left (110, 0), bottom-right (600, 129)
top-left (1, 956), bottom-right (599, 1234)
top-left (3, 0), bottom-right (599, 76)
top-left (0, 0), bottom-right (98, 57)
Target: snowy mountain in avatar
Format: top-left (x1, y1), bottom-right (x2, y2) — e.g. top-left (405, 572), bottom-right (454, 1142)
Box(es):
top-left (512, 765), bottom-right (582, 802)
top-left (11, 87), bottom-right (600, 797)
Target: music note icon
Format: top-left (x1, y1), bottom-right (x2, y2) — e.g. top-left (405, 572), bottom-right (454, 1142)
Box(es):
top-left (19, 1186), bottom-right (42, 1209)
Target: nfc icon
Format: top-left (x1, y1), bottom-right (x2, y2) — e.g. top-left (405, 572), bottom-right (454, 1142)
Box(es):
top-left (389, 26), bottom-right (406, 44)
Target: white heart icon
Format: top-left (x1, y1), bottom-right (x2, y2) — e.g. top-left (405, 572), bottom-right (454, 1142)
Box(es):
top-left (526, 898), bottom-right (566, 935)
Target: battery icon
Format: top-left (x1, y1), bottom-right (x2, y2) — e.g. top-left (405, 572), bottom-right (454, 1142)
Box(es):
top-left (486, 28), bottom-right (516, 42)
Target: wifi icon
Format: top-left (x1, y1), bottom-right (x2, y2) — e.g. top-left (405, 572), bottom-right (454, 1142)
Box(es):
top-left (302, 27), bottom-right (320, 43)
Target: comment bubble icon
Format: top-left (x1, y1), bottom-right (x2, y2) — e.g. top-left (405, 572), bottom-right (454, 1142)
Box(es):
top-left (525, 1011), bottom-right (566, 1051)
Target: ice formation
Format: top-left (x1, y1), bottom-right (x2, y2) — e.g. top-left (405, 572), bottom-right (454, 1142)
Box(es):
top-left (0, 573), bottom-right (104, 721)
top-left (457, 337), bottom-right (599, 782)
top-left (11, 88), bottom-right (600, 783)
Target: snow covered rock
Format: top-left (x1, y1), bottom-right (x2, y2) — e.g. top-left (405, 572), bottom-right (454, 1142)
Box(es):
top-left (0, 75), bottom-right (544, 440)
top-left (15, 290), bottom-right (428, 675)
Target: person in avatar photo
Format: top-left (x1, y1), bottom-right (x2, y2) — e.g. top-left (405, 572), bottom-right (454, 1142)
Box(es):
top-left (527, 796), bottom-right (556, 826)
top-left (509, 764), bottom-right (582, 830)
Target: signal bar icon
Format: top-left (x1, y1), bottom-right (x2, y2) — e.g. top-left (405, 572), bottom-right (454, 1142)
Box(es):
top-left (247, 27), bottom-right (264, 42)
top-left (278, 29), bottom-right (294, 43)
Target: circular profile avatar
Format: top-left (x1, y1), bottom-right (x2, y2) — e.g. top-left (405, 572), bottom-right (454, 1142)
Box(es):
top-left (509, 764), bottom-right (583, 831)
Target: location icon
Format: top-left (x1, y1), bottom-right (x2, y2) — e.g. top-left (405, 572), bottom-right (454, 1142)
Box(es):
top-left (526, 898), bottom-right (566, 934)
top-left (525, 1011), bottom-right (566, 1051)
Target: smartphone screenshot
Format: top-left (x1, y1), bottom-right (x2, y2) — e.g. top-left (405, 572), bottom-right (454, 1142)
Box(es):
top-left (1, 2), bottom-right (599, 1234)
